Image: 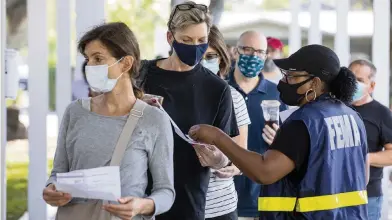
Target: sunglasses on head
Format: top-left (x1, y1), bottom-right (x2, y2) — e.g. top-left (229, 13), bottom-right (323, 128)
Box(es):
top-left (169, 3), bottom-right (208, 30)
top-left (175, 3), bottom-right (208, 12)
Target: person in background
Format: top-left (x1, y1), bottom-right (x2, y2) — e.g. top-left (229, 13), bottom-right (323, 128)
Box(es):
top-left (227, 44), bottom-right (237, 70)
top-left (189, 44), bottom-right (369, 220)
top-left (137, 2), bottom-right (239, 220)
top-left (350, 59), bottom-right (392, 220)
top-left (43, 22), bottom-right (175, 219)
top-left (228, 30), bottom-right (287, 220)
top-left (262, 37), bottom-right (284, 84)
top-left (201, 25), bottom-right (251, 220)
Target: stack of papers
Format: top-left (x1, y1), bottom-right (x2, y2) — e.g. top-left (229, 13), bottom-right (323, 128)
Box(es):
top-left (54, 166), bottom-right (121, 201)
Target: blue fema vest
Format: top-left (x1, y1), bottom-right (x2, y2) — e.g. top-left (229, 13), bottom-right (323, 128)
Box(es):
top-left (259, 96), bottom-right (368, 220)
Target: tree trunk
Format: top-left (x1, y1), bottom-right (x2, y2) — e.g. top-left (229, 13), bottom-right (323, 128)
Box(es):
top-left (209, 0), bottom-right (224, 26)
top-left (6, 0), bottom-right (27, 49)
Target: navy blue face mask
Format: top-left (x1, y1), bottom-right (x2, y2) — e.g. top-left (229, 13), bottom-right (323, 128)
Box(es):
top-left (172, 40), bottom-right (208, 66)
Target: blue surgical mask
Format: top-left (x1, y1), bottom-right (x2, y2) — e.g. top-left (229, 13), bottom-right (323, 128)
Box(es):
top-left (173, 40), bottom-right (208, 66)
top-left (85, 58), bottom-right (124, 93)
top-left (237, 54), bottom-right (264, 78)
top-left (352, 81), bottom-right (368, 103)
top-left (200, 58), bottom-right (220, 74)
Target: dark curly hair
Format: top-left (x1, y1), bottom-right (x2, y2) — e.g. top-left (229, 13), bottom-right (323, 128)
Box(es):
top-left (329, 67), bottom-right (357, 104)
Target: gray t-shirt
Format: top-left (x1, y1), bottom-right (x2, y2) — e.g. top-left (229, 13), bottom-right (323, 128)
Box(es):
top-left (47, 99), bottom-right (175, 218)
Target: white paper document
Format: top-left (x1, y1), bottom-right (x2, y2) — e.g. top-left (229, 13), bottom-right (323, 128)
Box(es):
top-left (280, 107), bottom-right (300, 123)
top-left (54, 166), bottom-right (121, 201)
top-left (157, 103), bottom-right (201, 145)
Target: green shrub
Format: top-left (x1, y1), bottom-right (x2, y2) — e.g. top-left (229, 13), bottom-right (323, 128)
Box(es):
top-left (7, 161), bottom-right (53, 220)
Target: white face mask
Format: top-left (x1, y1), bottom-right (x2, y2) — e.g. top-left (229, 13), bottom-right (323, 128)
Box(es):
top-left (86, 58), bottom-right (124, 93)
top-left (201, 58), bottom-right (220, 75)
top-left (352, 81), bottom-right (369, 103)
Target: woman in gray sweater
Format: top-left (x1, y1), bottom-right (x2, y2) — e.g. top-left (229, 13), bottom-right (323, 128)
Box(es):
top-left (42, 22), bottom-right (175, 220)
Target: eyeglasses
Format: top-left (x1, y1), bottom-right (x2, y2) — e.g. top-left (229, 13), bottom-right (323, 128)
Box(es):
top-left (204, 53), bottom-right (219, 60)
top-left (280, 69), bottom-right (314, 83)
top-left (237, 46), bottom-right (267, 56)
top-left (169, 4), bottom-right (208, 30)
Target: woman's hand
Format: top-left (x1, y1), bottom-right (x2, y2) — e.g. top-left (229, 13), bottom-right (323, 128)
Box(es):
top-left (103, 197), bottom-right (155, 220)
top-left (214, 165), bottom-right (241, 178)
top-left (262, 124), bottom-right (279, 145)
top-left (42, 184), bottom-right (72, 207)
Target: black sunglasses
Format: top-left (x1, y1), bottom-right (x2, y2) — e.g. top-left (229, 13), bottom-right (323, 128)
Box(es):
top-left (169, 4), bottom-right (208, 30)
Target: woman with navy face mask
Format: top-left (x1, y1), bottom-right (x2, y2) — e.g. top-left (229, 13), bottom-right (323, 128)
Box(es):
top-left (137, 2), bottom-right (239, 220)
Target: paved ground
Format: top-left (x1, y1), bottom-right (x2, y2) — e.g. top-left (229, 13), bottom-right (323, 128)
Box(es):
top-left (7, 113), bottom-right (392, 219)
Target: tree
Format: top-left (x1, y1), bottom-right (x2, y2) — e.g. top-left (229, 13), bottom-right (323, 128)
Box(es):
top-left (107, 0), bottom-right (163, 59)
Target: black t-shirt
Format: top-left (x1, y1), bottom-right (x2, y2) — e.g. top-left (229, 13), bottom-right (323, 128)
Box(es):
top-left (140, 60), bottom-right (239, 220)
top-left (269, 120), bottom-right (310, 184)
top-left (353, 100), bottom-right (392, 197)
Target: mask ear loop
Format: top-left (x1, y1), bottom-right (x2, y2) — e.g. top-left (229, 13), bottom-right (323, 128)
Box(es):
top-left (108, 57), bottom-right (124, 68)
top-left (109, 57), bottom-right (125, 80)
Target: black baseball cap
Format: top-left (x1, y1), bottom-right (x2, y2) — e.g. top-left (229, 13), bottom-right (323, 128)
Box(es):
top-left (273, 44), bottom-right (341, 83)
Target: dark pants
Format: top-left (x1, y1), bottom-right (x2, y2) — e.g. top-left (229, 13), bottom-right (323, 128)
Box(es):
top-left (206, 210), bottom-right (238, 220)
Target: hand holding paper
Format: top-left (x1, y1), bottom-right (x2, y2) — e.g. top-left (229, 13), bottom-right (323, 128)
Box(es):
top-left (43, 184), bottom-right (72, 207)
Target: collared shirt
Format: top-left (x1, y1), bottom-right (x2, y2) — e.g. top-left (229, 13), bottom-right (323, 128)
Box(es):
top-left (228, 70), bottom-right (288, 217)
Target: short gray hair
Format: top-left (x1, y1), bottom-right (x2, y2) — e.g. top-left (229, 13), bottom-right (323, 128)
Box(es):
top-left (168, 1), bottom-right (212, 33)
top-left (349, 59), bottom-right (377, 80)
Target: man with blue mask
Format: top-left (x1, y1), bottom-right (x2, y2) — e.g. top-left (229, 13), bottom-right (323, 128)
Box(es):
top-left (350, 59), bottom-right (392, 220)
top-left (228, 30), bottom-right (288, 220)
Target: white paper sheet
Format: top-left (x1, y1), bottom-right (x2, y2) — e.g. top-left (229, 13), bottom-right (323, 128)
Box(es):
top-left (54, 166), bottom-right (121, 201)
top-left (280, 107), bottom-right (300, 123)
top-left (156, 103), bottom-right (202, 145)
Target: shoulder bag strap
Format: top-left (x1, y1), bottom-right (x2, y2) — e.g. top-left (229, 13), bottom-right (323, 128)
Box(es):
top-left (110, 99), bottom-right (147, 166)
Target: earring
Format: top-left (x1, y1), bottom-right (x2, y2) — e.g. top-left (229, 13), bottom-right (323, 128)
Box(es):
top-left (305, 89), bottom-right (317, 102)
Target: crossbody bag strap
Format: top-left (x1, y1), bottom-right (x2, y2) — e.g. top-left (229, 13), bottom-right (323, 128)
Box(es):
top-left (110, 99), bottom-right (147, 166)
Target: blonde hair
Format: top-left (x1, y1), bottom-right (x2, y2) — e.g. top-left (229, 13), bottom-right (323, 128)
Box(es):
top-left (168, 1), bottom-right (212, 33)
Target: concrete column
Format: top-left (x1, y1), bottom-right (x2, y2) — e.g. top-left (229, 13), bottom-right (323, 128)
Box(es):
top-left (334, 0), bottom-right (350, 66)
top-left (372, 0), bottom-right (391, 218)
top-left (289, 0), bottom-right (301, 55)
top-left (0, 0), bottom-right (6, 218)
top-left (56, 0), bottom-right (72, 123)
top-left (73, 0), bottom-right (105, 99)
top-left (308, 0), bottom-right (322, 45)
top-left (27, 0), bottom-right (48, 219)
top-left (372, 0), bottom-right (390, 107)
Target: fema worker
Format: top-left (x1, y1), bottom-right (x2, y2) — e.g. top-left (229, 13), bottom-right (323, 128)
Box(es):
top-left (188, 44), bottom-right (370, 219)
